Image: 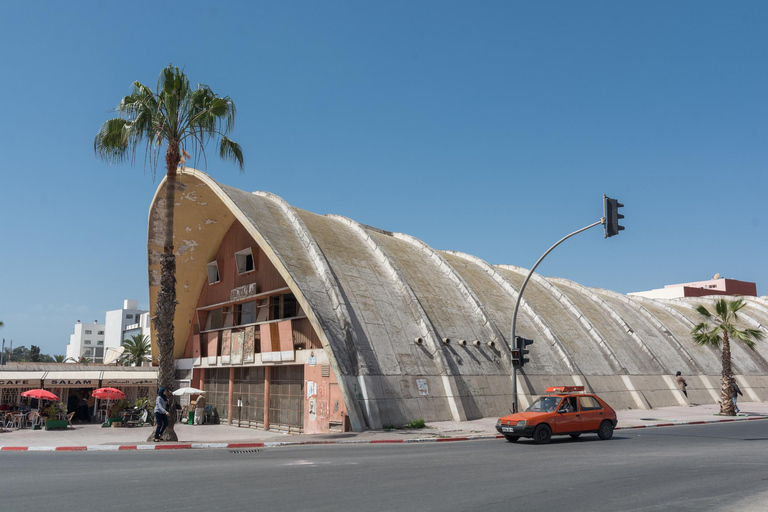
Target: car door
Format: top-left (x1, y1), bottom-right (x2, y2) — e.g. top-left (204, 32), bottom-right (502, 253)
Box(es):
top-left (578, 395), bottom-right (605, 431)
top-left (553, 397), bottom-right (581, 434)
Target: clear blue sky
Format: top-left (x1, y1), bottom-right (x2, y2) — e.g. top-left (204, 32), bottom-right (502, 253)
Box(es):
top-left (1, 1), bottom-right (766, 356)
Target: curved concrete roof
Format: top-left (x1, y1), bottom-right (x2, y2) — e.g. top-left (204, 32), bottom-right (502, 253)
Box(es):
top-left (148, 170), bottom-right (768, 428)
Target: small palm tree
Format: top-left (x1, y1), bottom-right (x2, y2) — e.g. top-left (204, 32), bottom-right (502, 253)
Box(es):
top-left (78, 355), bottom-right (93, 364)
top-left (53, 354), bottom-right (66, 363)
top-left (692, 298), bottom-right (765, 416)
top-left (120, 335), bottom-right (152, 366)
top-left (95, 65), bottom-right (244, 441)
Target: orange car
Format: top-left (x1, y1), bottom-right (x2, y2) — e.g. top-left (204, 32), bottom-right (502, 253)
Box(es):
top-left (496, 386), bottom-right (617, 444)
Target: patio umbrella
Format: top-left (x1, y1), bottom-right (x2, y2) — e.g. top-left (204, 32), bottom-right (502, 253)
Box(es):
top-left (172, 387), bottom-right (205, 396)
top-left (92, 388), bottom-right (125, 426)
top-left (21, 389), bottom-right (60, 425)
top-left (21, 389), bottom-right (59, 401)
top-left (92, 388), bottom-right (125, 400)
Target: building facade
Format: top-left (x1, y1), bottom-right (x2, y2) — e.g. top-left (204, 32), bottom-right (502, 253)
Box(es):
top-left (65, 320), bottom-right (105, 363)
top-left (105, 300), bottom-right (149, 350)
top-left (629, 278), bottom-right (758, 299)
top-left (148, 171), bottom-right (768, 433)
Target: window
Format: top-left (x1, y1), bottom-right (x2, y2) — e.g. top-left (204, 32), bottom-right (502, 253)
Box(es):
top-left (283, 293), bottom-right (298, 318)
top-left (235, 248), bottom-right (255, 274)
top-left (126, 314), bottom-right (134, 320)
top-left (97, 340), bottom-right (104, 346)
top-left (84, 340), bottom-right (92, 345)
top-left (223, 306), bottom-right (234, 328)
top-left (98, 331), bottom-right (104, 335)
top-left (240, 301), bottom-right (257, 325)
top-left (579, 396), bottom-right (603, 411)
top-left (85, 330), bottom-right (92, 335)
top-left (207, 261), bottom-right (220, 284)
top-left (204, 308), bottom-right (223, 331)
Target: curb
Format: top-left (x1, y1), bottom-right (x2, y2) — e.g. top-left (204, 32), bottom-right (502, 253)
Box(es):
top-left (2, 416), bottom-right (765, 453)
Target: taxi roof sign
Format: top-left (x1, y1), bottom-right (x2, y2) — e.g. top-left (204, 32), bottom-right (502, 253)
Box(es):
top-left (546, 386), bottom-right (585, 394)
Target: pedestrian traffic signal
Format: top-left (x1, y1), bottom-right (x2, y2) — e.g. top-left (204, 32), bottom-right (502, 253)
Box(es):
top-left (514, 336), bottom-right (533, 368)
top-left (604, 195), bottom-right (625, 238)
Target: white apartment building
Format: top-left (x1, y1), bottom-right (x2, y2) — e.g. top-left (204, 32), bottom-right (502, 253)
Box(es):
top-left (65, 320), bottom-right (106, 362)
top-left (105, 299), bottom-right (149, 350)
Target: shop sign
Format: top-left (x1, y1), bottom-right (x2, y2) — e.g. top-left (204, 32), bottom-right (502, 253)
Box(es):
top-left (103, 379), bottom-right (156, 386)
top-left (48, 379), bottom-right (95, 386)
top-left (0, 379), bottom-right (35, 386)
top-left (230, 283), bottom-right (258, 301)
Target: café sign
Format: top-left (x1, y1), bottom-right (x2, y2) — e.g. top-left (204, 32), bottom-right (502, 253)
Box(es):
top-left (47, 379), bottom-right (95, 386)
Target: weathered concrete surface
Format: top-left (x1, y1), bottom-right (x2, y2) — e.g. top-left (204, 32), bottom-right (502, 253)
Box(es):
top-left (150, 170), bottom-right (768, 430)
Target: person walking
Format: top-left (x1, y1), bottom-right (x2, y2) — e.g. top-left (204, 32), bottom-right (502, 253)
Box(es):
top-left (675, 371), bottom-right (688, 398)
top-left (153, 387), bottom-right (170, 442)
top-left (730, 378), bottom-right (743, 413)
top-left (194, 394), bottom-right (207, 426)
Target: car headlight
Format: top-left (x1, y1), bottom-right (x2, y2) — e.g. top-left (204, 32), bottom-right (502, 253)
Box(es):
top-left (496, 419), bottom-right (502, 427)
top-left (516, 420), bottom-right (528, 427)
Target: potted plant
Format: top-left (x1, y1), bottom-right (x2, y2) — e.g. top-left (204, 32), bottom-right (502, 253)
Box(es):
top-left (44, 402), bottom-right (69, 430)
top-left (107, 399), bottom-right (130, 426)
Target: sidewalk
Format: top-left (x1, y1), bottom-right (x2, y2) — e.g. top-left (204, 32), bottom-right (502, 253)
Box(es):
top-left (2, 402), bottom-right (766, 451)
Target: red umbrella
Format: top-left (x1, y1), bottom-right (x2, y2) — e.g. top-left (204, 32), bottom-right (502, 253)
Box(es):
top-left (92, 388), bottom-right (125, 425)
top-left (21, 389), bottom-right (59, 401)
top-left (92, 388), bottom-right (125, 400)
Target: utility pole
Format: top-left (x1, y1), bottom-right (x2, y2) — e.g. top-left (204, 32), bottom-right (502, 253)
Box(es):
top-left (510, 195), bottom-right (625, 413)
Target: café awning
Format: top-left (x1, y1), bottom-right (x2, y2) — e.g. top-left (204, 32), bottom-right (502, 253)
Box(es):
top-left (0, 371), bottom-right (45, 388)
top-left (100, 371), bottom-right (158, 387)
top-left (42, 371), bottom-right (102, 387)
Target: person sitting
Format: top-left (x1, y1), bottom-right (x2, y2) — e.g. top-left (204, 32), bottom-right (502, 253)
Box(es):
top-left (561, 398), bottom-right (576, 413)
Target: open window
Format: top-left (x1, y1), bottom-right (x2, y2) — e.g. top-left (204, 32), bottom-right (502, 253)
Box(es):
top-left (235, 248), bottom-right (255, 275)
top-left (206, 261), bottom-right (221, 284)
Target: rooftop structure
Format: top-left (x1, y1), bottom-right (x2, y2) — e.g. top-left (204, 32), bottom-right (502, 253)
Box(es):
top-left (629, 277), bottom-right (757, 300)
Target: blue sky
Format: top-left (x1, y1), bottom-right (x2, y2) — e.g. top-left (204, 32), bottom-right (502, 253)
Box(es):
top-left (1, 1), bottom-right (766, 355)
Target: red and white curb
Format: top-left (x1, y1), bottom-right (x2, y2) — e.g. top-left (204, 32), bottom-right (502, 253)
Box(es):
top-left (2, 416), bottom-right (765, 452)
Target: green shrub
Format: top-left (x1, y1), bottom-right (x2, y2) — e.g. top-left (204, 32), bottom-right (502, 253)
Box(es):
top-left (405, 418), bottom-right (426, 429)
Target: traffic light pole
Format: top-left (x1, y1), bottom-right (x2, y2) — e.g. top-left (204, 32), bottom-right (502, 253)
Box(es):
top-left (510, 218), bottom-right (604, 412)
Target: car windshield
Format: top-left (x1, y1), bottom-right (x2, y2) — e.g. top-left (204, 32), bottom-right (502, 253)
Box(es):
top-left (526, 396), bottom-right (563, 413)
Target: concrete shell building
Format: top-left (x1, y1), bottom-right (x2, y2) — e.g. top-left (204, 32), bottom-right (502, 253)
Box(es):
top-left (149, 170), bottom-right (768, 433)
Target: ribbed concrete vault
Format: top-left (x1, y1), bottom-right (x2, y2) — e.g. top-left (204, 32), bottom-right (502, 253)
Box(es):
top-left (149, 171), bottom-right (768, 430)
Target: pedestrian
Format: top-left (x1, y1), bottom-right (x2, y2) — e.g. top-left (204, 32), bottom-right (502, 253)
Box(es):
top-left (675, 371), bottom-right (688, 398)
top-left (730, 378), bottom-right (743, 413)
top-left (194, 394), bottom-right (207, 425)
top-left (153, 387), bottom-right (170, 442)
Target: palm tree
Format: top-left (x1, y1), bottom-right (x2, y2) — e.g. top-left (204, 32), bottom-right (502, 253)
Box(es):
top-left (95, 65), bottom-right (243, 441)
top-left (53, 354), bottom-right (66, 363)
top-left (692, 298), bottom-right (765, 416)
top-left (120, 334), bottom-right (152, 366)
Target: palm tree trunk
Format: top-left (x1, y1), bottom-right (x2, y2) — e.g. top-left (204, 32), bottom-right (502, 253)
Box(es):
top-left (720, 332), bottom-right (735, 416)
top-left (148, 141), bottom-right (181, 441)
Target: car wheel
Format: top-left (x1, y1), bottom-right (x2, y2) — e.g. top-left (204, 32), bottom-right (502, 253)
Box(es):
top-left (504, 434), bottom-right (519, 443)
top-left (569, 433), bottom-right (581, 439)
top-left (533, 424), bottom-right (552, 444)
top-left (598, 421), bottom-right (614, 440)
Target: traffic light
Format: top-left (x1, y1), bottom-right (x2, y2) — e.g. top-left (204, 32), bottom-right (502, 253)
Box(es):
top-left (604, 195), bottom-right (625, 238)
top-left (513, 336), bottom-right (533, 368)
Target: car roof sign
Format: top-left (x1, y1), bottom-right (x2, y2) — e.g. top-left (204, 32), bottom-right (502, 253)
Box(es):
top-left (546, 386), bottom-right (585, 394)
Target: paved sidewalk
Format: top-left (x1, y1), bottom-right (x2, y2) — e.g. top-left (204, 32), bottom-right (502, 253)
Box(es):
top-left (1, 401), bottom-right (766, 451)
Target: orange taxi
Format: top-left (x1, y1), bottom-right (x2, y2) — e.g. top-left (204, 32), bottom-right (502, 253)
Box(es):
top-left (496, 386), bottom-right (617, 444)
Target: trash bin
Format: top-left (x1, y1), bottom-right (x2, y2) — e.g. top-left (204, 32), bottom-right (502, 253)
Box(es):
top-left (188, 411), bottom-right (194, 425)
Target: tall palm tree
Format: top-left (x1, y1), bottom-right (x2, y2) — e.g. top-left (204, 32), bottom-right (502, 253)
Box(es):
top-left (120, 334), bottom-right (152, 366)
top-left (95, 65), bottom-right (243, 441)
top-left (53, 354), bottom-right (66, 363)
top-left (691, 298), bottom-right (764, 416)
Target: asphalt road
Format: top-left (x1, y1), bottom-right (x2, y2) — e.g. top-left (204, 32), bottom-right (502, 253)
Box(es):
top-left (2, 422), bottom-right (767, 512)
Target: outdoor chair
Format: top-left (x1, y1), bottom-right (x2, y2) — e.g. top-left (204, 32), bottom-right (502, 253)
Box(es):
top-left (66, 411), bottom-right (76, 428)
top-left (27, 412), bottom-right (43, 429)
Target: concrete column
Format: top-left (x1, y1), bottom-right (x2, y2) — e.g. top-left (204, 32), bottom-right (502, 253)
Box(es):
top-left (228, 367), bottom-right (234, 425)
top-left (264, 366), bottom-right (271, 431)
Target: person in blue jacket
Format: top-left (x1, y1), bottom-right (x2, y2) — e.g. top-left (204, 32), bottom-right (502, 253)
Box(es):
top-left (153, 387), bottom-right (170, 442)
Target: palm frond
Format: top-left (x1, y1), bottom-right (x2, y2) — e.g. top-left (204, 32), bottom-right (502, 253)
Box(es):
top-left (694, 305), bottom-right (711, 318)
top-left (94, 118), bottom-right (132, 162)
top-left (219, 136), bottom-right (244, 170)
